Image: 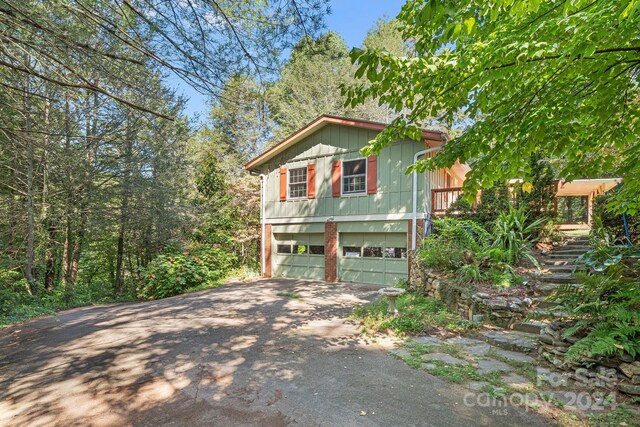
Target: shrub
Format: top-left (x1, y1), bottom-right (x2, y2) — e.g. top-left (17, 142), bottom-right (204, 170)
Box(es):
top-left (419, 217), bottom-right (490, 270)
top-left (593, 189), bottom-right (639, 245)
top-left (513, 152), bottom-right (557, 223)
top-left (445, 180), bottom-right (511, 228)
top-left (491, 207), bottom-right (544, 265)
top-left (137, 245), bottom-right (235, 300)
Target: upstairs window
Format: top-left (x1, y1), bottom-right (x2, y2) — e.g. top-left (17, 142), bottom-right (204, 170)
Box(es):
top-left (342, 159), bottom-right (366, 195)
top-left (288, 167), bottom-right (307, 199)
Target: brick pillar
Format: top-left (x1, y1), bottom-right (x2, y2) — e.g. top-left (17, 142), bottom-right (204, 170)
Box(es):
top-left (264, 223), bottom-right (272, 277)
top-left (416, 219), bottom-right (425, 247)
top-left (407, 219), bottom-right (425, 280)
top-left (325, 221), bottom-right (338, 282)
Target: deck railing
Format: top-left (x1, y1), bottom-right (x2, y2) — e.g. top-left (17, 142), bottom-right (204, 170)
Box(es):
top-left (431, 187), bottom-right (464, 215)
top-left (432, 185), bottom-right (526, 216)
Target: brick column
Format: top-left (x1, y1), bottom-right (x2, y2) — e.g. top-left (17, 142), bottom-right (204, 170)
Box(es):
top-left (416, 219), bottom-right (425, 247)
top-left (325, 221), bottom-right (338, 282)
top-left (264, 223), bottom-right (272, 277)
top-left (407, 219), bottom-right (425, 279)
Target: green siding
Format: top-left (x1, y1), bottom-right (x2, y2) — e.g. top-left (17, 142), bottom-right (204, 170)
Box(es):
top-left (259, 124), bottom-right (440, 220)
top-left (337, 221), bottom-right (406, 233)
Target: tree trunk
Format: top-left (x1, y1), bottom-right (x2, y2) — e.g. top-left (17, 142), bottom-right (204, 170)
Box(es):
top-left (42, 94), bottom-right (56, 293)
top-left (114, 113), bottom-right (133, 295)
top-left (24, 61), bottom-right (36, 294)
top-left (69, 91), bottom-right (96, 284)
top-left (62, 93), bottom-right (75, 293)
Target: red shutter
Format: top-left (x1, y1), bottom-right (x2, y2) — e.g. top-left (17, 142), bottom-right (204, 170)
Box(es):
top-left (367, 156), bottom-right (377, 194)
top-left (332, 160), bottom-right (341, 197)
top-left (307, 164), bottom-right (316, 199)
top-left (279, 167), bottom-right (287, 201)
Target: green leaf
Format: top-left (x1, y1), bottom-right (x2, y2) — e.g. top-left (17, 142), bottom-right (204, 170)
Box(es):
top-left (463, 17), bottom-right (476, 34)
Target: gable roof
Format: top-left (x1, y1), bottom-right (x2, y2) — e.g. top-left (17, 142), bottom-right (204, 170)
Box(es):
top-left (243, 114), bottom-right (447, 171)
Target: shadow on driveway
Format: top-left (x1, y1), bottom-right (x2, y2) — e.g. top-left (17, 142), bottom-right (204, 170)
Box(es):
top-left (0, 278), bottom-right (553, 426)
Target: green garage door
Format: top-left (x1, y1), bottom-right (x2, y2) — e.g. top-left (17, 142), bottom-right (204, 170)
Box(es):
top-left (339, 232), bottom-right (408, 286)
top-left (273, 233), bottom-right (325, 280)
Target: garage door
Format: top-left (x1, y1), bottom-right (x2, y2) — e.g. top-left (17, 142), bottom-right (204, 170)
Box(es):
top-left (338, 232), bottom-right (408, 286)
top-left (273, 233), bottom-right (325, 280)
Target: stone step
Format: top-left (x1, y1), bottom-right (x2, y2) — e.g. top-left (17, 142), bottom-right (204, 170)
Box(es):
top-left (543, 259), bottom-right (573, 266)
top-left (564, 239), bottom-right (589, 245)
top-left (532, 296), bottom-right (560, 309)
top-left (542, 265), bottom-right (578, 273)
top-left (538, 273), bottom-right (575, 284)
top-left (564, 235), bottom-right (589, 241)
top-left (558, 243), bottom-right (590, 249)
top-left (529, 308), bottom-right (569, 319)
top-left (543, 254), bottom-right (582, 261)
top-left (535, 283), bottom-right (562, 295)
top-left (512, 320), bottom-right (547, 334)
top-left (548, 248), bottom-right (589, 256)
top-left (480, 329), bottom-right (539, 353)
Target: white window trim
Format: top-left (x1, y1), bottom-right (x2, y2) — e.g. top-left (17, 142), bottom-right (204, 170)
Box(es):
top-left (341, 158), bottom-right (368, 197)
top-left (287, 167), bottom-right (308, 200)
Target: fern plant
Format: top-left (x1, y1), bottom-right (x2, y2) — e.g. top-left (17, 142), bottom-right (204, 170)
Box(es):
top-left (548, 247), bottom-right (640, 363)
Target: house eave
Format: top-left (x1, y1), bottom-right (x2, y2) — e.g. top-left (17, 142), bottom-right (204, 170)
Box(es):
top-left (243, 114), bottom-right (447, 171)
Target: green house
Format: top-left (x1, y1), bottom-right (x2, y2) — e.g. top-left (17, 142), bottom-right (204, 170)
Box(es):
top-left (244, 115), bottom-right (621, 286)
top-left (244, 115), bottom-right (466, 286)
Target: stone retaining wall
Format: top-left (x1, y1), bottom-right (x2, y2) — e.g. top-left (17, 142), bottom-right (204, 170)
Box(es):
top-left (408, 253), bottom-right (529, 325)
top-left (540, 322), bottom-right (640, 396)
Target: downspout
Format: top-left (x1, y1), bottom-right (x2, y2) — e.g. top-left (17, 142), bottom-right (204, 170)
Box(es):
top-left (250, 171), bottom-right (267, 275)
top-left (412, 145), bottom-right (443, 250)
top-left (260, 173), bottom-right (266, 275)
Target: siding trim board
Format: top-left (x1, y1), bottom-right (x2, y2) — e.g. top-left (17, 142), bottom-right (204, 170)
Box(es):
top-left (265, 213), bottom-right (416, 224)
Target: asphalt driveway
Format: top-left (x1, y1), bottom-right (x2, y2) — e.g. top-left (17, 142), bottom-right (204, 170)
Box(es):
top-left (0, 278), bottom-right (553, 426)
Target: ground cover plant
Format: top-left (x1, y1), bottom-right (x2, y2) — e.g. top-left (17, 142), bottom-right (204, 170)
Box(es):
top-left (418, 209), bottom-right (542, 289)
top-left (351, 291), bottom-right (475, 336)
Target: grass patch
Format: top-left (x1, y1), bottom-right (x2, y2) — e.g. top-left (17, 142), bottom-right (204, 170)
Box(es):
top-left (428, 362), bottom-right (481, 383)
top-left (484, 348), bottom-right (538, 383)
top-left (276, 291), bottom-right (302, 299)
top-left (425, 360), bottom-right (504, 386)
top-left (587, 404), bottom-right (637, 427)
top-left (350, 292), bottom-right (476, 336)
top-left (401, 354), bottom-right (424, 369)
top-left (406, 342), bottom-right (466, 358)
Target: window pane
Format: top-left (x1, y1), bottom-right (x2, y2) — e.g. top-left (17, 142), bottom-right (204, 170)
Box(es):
top-left (343, 175), bottom-right (366, 194)
top-left (289, 183), bottom-right (307, 198)
top-left (343, 246), bottom-right (362, 257)
top-left (309, 245), bottom-right (324, 255)
top-left (289, 167), bottom-right (307, 184)
top-left (277, 244), bottom-right (291, 254)
top-left (288, 168), bottom-right (307, 198)
top-left (292, 244), bottom-right (307, 254)
top-left (343, 159), bottom-right (366, 176)
top-left (363, 247), bottom-right (383, 258)
top-left (385, 247), bottom-right (407, 259)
